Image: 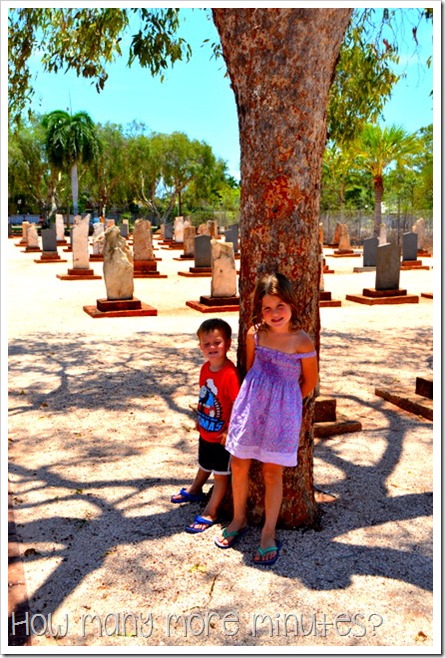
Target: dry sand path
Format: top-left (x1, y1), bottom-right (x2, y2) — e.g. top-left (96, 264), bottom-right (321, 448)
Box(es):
top-left (6, 235), bottom-right (436, 650)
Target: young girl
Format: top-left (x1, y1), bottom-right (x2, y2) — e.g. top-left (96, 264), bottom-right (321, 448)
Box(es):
top-left (214, 272), bottom-right (318, 565)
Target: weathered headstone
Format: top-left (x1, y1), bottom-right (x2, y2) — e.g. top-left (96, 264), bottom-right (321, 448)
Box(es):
top-left (92, 223), bottom-right (105, 255)
top-left (164, 223), bottom-right (173, 241)
top-left (55, 214), bottom-right (65, 242)
top-left (332, 222), bottom-right (341, 246)
top-left (41, 226), bottom-right (58, 252)
top-left (120, 220), bottom-right (129, 238)
top-left (211, 240), bottom-right (237, 298)
top-left (378, 223), bottom-right (387, 246)
top-left (194, 235), bottom-right (212, 268)
top-left (224, 225), bottom-right (239, 254)
top-left (208, 220), bottom-right (219, 239)
top-left (25, 223), bottom-right (40, 250)
top-left (402, 232), bottom-right (418, 262)
top-left (183, 225), bottom-right (196, 257)
top-left (375, 242), bottom-right (400, 291)
top-left (72, 215), bottom-right (90, 269)
top-left (105, 219), bottom-right (115, 230)
top-left (133, 219), bottom-right (154, 261)
top-left (103, 226), bottom-right (134, 300)
top-left (337, 224), bottom-right (352, 251)
top-left (174, 216), bottom-right (185, 243)
top-left (412, 218), bottom-right (426, 250)
top-left (197, 222), bottom-right (210, 236)
top-left (363, 236), bottom-right (378, 267)
top-left (18, 221), bottom-right (30, 245)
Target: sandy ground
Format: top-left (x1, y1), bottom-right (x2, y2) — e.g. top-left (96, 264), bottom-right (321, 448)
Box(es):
top-left (5, 234), bottom-right (436, 651)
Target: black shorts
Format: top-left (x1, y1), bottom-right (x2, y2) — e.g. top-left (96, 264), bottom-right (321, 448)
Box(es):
top-left (198, 436), bottom-right (231, 475)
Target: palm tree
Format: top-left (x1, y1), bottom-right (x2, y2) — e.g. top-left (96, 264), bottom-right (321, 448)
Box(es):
top-left (42, 110), bottom-right (101, 216)
top-left (356, 123), bottom-right (420, 236)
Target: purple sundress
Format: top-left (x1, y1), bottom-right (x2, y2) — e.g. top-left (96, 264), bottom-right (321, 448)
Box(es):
top-left (226, 334), bottom-right (316, 467)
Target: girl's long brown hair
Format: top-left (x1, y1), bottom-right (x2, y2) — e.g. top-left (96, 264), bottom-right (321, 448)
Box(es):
top-left (251, 272), bottom-right (300, 331)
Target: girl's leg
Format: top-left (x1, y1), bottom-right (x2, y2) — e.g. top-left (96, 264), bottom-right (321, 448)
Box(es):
top-left (254, 462), bottom-right (283, 562)
top-left (215, 456), bottom-right (251, 546)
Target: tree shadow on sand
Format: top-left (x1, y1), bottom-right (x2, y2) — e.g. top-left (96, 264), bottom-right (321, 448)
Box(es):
top-left (8, 332), bottom-right (433, 643)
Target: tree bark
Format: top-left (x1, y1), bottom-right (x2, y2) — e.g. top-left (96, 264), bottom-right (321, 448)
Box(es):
top-left (212, 8), bottom-right (352, 528)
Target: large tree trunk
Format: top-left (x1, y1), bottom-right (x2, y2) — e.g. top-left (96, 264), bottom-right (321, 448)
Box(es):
top-left (212, 8), bottom-right (351, 528)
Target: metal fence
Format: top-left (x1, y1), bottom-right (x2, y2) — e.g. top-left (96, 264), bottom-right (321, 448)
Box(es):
top-left (320, 210), bottom-right (434, 249)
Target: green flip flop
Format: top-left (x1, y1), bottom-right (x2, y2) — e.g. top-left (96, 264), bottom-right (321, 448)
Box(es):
top-left (214, 526), bottom-right (248, 549)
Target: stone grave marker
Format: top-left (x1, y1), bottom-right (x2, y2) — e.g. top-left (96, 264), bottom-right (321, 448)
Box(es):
top-left (194, 234), bottom-right (212, 268)
top-left (174, 216), bottom-right (185, 243)
top-left (378, 223), bottom-right (387, 245)
top-left (164, 223), bottom-right (173, 240)
top-left (103, 226), bottom-right (134, 300)
top-left (363, 236), bottom-right (378, 267)
top-left (133, 219), bottom-right (154, 261)
top-left (41, 226), bottom-right (58, 252)
top-left (25, 223), bottom-right (40, 251)
top-left (412, 218), bottom-right (426, 250)
top-left (55, 214), bottom-right (66, 242)
top-left (224, 225), bottom-right (239, 254)
top-left (72, 215), bottom-right (91, 269)
top-left (92, 223), bottom-right (105, 256)
top-left (183, 225), bottom-right (196, 257)
top-left (120, 220), bottom-right (129, 238)
top-left (210, 240), bottom-right (237, 298)
top-left (375, 242), bottom-right (400, 291)
top-left (402, 232), bottom-right (418, 262)
top-left (18, 221), bottom-right (29, 245)
top-left (105, 219), bottom-right (115, 230)
top-left (197, 223), bottom-right (210, 235)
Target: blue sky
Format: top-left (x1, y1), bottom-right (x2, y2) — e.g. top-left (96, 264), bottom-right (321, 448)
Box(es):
top-left (21, 7), bottom-right (436, 181)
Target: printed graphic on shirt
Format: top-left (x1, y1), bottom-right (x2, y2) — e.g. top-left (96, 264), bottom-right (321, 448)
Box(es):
top-left (197, 378), bottom-right (224, 434)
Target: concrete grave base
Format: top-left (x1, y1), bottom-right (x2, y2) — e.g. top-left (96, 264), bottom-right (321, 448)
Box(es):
top-left (89, 254), bottom-right (104, 261)
top-left (83, 297), bottom-right (157, 318)
top-left (313, 395), bottom-right (362, 438)
top-left (346, 288), bottom-right (419, 305)
top-left (133, 260), bottom-right (167, 278)
top-left (319, 291), bottom-right (342, 307)
top-left (329, 250), bottom-right (361, 258)
top-left (34, 252), bottom-right (67, 264)
top-left (400, 259), bottom-right (430, 270)
top-left (353, 266), bottom-right (376, 273)
top-left (421, 292), bottom-right (433, 299)
top-left (57, 268), bottom-right (101, 280)
top-left (186, 295), bottom-right (240, 313)
top-left (375, 385), bottom-right (433, 421)
top-left (23, 246), bottom-right (41, 253)
top-left (178, 267), bottom-right (212, 277)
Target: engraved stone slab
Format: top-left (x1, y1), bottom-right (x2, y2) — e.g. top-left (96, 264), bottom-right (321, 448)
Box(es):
top-left (375, 242), bottom-right (400, 291)
top-left (183, 225), bottom-right (196, 257)
top-left (194, 235), bottom-right (212, 268)
top-left (225, 225), bottom-right (239, 253)
top-left (208, 220), bottom-right (218, 239)
top-left (412, 218), bottom-right (426, 250)
top-left (72, 215), bottom-right (90, 269)
top-left (27, 223), bottom-right (39, 248)
top-left (164, 223), bottom-right (173, 240)
top-left (133, 219), bottom-right (153, 260)
top-left (337, 224), bottom-right (351, 250)
top-left (92, 223), bottom-right (105, 255)
top-left (174, 216), bottom-right (185, 243)
top-left (103, 226), bottom-right (134, 300)
top-left (402, 232), bottom-right (418, 261)
top-left (363, 237), bottom-right (378, 267)
top-left (41, 226), bottom-right (57, 252)
top-left (211, 239), bottom-right (237, 298)
top-left (378, 223), bottom-right (387, 245)
top-left (55, 214), bottom-right (65, 241)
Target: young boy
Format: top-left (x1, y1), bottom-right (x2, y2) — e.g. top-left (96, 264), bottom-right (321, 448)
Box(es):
top-left (171, 318), bottom-right (240, 533)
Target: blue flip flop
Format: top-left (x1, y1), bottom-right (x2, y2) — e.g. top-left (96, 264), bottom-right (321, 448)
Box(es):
top-left (171, 487), bottom-right (205, 504)
top-left (214, 526), bottom-right (248, 549)
top-left (185, 515), bottom-right (217, 534)
top-left (253, 540), bottom-right (282, 566)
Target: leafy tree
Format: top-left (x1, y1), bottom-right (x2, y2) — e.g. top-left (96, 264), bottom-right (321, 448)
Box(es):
top-left (355, 123), bottom-right (420, 235)
top-left (41, 110), bottom-right (102, 216)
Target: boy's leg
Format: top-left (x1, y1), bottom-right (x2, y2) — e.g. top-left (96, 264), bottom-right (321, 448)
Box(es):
top-left (186, 473), bottom-right (229, 531)
top-left (170, 467), bottom-right (210, 502)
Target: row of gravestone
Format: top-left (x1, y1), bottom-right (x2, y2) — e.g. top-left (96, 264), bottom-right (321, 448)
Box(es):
top-left (363, 232), bottom-right (420, 268)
